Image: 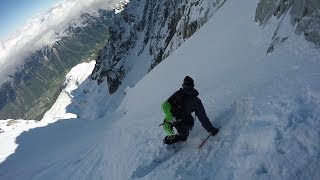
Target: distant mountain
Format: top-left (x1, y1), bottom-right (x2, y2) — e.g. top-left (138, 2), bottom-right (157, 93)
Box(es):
top-left (0, 10), bottom-right (112, 120)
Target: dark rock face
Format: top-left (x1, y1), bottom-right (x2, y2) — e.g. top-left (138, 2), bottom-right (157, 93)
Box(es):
top-left (91, 0), bottom-right (227, 94)
top-left (255, 0), bottom-right (320, 45)
top-left (0, 10), bottom-right (112, 120)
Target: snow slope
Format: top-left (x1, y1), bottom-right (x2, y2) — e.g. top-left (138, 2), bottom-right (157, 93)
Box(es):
top-left (1, 0), bottom-right (320, 179)
top-left (0, 61), bottom-right (95, 164)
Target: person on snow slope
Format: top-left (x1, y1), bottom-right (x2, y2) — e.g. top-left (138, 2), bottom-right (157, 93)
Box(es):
top-left (161, 76), bottom-right (219, 144)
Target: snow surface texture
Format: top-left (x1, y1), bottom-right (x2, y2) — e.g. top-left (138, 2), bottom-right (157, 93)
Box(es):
top-left (1, 0), bottom-right (320, 179)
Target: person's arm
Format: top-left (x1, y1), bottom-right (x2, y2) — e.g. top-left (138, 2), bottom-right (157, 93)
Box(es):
top-left (161, 101), bottom-right (174, 136)
top-left (194, 97), bottom-right (218, 133)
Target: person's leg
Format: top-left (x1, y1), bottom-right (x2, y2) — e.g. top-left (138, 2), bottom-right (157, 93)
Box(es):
top-left (174, 123), bottom-right (189, 141)
top-left (163, 123), bottom-right (189, 144)
top-left (163, 135), bottom-right (181, 144)
top-left (163, 115), bottom-right (194, 144)
top-left (163, 121), bottom-right (190, 144)
top-left (176, 115), bottom-right (194, 141)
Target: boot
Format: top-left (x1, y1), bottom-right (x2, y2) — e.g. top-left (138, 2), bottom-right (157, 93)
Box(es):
top-left (163, 135), bottom-right (181, 144)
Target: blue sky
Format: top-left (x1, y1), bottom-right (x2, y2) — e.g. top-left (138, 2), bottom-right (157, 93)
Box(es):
top-left (0, 0), bottom-right (59, 41)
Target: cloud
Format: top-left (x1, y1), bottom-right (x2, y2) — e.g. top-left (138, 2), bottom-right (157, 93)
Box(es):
top-left (0, 0), bottom-right (123, 85)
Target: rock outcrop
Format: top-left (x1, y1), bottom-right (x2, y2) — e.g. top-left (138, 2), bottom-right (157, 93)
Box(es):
top-left (91, 0), bottom-right (227, 94)
top-left (256, 0), bottom-right (320, 46)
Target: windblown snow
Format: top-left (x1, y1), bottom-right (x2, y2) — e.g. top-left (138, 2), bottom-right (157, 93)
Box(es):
top-left (0, 0), bottom-right (320, 179)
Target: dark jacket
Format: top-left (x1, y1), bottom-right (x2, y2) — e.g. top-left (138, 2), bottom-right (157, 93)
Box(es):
top-left (168, 86), bottom-right (216, 132)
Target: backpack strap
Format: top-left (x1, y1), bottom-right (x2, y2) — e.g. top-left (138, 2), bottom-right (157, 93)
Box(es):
top-left (168, 89), bottom-right (186, 119)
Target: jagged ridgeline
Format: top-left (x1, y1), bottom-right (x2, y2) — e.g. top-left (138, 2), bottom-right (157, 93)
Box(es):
top-left (0, 10), bottom-right (112, 120)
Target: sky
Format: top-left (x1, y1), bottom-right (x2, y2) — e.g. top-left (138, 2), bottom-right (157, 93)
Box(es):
top-left (0, 0), bottom-right (120, 85)
top-left (0, 0), bottom-right (59, 41)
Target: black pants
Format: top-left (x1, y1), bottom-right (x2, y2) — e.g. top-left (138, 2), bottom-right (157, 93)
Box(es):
top-left (164, 115), bottom-right (194, 144)
top-left (172, 119), bottom-right (194, 141)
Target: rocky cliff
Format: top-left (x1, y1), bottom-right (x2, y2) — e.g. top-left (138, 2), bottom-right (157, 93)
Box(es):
top-left (91, 0), bottom-right (320, 95)
top-left (256, 0), bottom-right (320, 51)
top-left (91, 0), bottom-right (227, 94)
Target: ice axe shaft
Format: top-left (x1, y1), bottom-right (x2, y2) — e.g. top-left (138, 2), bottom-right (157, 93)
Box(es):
top-left (198, 134), bottom-right (212, 149)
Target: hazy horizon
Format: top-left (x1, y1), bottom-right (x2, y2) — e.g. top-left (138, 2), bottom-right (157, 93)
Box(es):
top-left (0, 0), bottom-right (59, 41)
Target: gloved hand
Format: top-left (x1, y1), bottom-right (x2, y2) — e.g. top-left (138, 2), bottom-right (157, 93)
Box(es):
top-left (210, 127), bottom-right (219, 136)
top-left (163, 120), bottom-right (174, 136)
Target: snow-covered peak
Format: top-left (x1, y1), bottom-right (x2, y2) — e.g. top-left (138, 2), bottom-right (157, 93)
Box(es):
top-left (41, 61), bottom-right (96, 121)
top-left (114, 0), bottom-right (130, 14)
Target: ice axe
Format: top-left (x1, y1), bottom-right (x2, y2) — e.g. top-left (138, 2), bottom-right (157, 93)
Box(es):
top-left (198, 133), bottom-right (212, 149)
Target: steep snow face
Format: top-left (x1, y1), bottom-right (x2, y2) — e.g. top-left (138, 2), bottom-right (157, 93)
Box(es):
top-left (91, 0), bottom-right (227, 94)
top-left (1, 0), bottom-right (320, 179)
